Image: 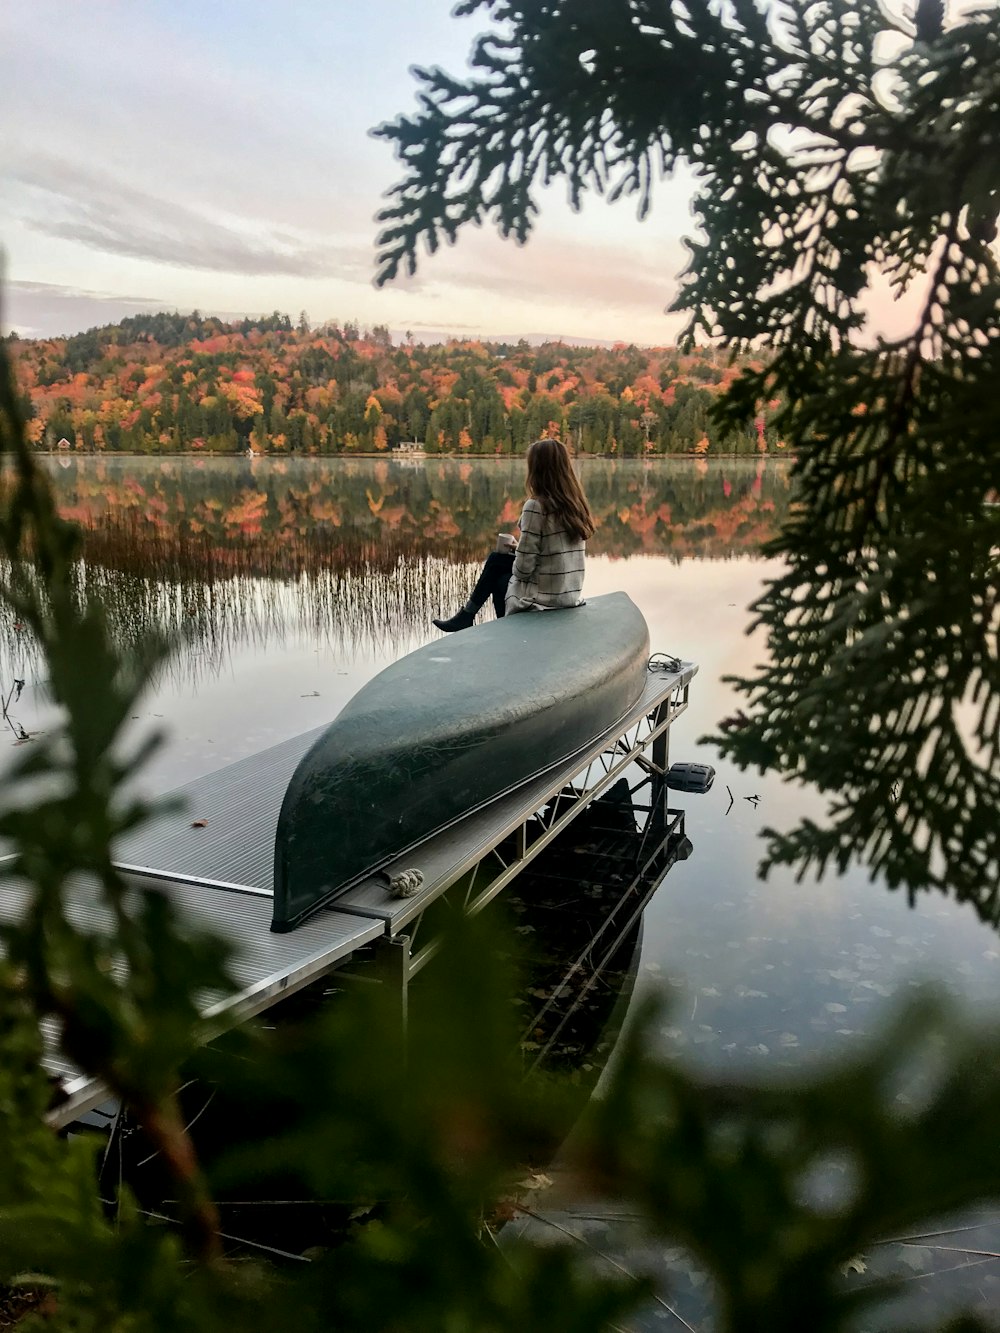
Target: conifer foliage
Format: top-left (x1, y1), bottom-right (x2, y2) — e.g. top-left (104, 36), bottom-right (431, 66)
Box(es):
top-left (376, 0), bottom-right (1000, 914)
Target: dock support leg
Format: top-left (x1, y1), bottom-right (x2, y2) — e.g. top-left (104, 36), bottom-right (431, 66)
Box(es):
top-left (373, 934), bottom-right (410, 1033)
top-left (515, 820), bottom-right (528, 860)
top-left (651, 703), bottom-right (670, 773)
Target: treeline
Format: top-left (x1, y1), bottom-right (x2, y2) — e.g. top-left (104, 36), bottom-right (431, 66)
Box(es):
top-left (12, 312), bottom-right (785, 457)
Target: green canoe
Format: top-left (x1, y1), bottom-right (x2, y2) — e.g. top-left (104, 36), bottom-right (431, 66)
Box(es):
top-left (272, 592), bottom-right (650, 930)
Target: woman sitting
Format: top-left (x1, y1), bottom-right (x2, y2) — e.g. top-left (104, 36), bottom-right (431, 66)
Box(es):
top-left (433, 437), bottom-right (595, 632)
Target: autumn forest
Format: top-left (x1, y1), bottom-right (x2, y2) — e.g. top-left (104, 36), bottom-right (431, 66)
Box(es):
top-left (8, 311), bottom-right (784, 458)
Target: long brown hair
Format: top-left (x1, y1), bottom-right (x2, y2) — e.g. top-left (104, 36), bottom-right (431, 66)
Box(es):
top-left (525, 438), bottom-right (595, 542)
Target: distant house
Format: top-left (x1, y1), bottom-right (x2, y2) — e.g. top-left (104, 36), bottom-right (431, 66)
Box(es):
top-left (393, 441), bottom-right (427, 459)
top-left (56, 437), bottom-right (72, 450)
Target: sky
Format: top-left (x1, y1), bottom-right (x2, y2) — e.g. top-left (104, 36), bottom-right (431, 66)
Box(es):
top-left (1, 0), bottom-right (703, 344)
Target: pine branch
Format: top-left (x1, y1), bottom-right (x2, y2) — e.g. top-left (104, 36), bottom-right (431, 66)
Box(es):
top-left (0, 328), bottom-right (228, 1264)
top-left (376, 0), bottom-right (1000, 910)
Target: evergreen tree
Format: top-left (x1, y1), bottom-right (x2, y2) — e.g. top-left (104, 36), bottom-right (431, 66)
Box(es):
top-left (375, 0), bottom-right (1000, 916)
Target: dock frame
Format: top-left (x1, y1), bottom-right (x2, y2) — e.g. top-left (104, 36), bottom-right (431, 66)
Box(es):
top-left (334, 665), bottom-right (695, 1016)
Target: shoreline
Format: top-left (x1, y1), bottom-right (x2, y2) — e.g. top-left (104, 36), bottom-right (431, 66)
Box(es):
top-left (29, 449), bottom-right (791, 462)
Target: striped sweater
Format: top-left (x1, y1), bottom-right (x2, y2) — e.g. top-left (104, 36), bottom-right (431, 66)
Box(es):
top-left (505, 498), bottom-right (587, 615)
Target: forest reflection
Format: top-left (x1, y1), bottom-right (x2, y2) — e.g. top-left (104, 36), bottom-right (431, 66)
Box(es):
top-left (2, 457), bottom-right (789, 684)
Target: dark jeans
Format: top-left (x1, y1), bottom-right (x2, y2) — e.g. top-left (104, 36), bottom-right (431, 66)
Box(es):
top-left (468, 550), bottom-right (515, 618)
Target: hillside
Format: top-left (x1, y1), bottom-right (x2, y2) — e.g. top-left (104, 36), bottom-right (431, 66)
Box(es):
top-left (9, 312), bottom-right (783, 457)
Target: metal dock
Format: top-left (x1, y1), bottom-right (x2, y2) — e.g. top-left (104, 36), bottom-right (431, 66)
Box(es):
top-left (0, 864), bottom-right (385, 1128)
top-left (0, 660), bottom-right (696, 1128)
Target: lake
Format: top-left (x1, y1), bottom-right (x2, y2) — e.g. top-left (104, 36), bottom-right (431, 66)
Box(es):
top-left (4, 453), bottom-right (999, 1324)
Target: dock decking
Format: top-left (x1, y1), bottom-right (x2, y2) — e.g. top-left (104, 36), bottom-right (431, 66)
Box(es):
top-left (0, 863), bottom-right (383, 1128)
top-left (0, 659), bottom-right (696, 1129)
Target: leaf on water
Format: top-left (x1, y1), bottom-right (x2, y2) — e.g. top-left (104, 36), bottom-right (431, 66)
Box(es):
top-left (840, 1256), bottom-right (867, 1276)
top-left (190, 819), bottom-right (208, 828)
top-left (517, 1172), bottom-right (554, 1192)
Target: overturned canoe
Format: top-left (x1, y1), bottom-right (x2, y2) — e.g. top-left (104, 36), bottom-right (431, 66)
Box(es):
top-left (272, 592), bottom-right (650, 930)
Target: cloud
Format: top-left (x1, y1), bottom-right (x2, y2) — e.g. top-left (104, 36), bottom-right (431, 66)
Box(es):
top-left (8, 156), bottom-right (369, 280)
top-left (3, 281), bottom-right (167, 339)
top-left (0, 3), bottom-right (702, 350)
top-left (3, 280), bottom-right (287, 341)
top-left (394, 227), bottom-right (686, 319)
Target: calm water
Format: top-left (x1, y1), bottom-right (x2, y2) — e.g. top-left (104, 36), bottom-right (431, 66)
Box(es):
top-left (4, 455), bottom-right (999, 1324)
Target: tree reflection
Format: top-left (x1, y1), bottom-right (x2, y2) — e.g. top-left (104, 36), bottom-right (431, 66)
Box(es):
top-left (0, 554), bottom-right (477, 690)
top-left (1, 458), bottom-right (788, 686)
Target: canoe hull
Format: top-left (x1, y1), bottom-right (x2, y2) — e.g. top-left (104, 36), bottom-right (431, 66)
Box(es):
top-left (272, 592), bottom-right (650, 930)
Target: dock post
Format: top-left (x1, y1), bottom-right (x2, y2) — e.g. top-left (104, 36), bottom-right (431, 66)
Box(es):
top-left (374, 934), bottom-right (410, 1032)
top-left (650, 700), bottom-right (670, 773)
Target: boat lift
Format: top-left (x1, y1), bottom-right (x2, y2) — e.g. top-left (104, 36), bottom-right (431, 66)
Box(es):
top-left (331, 662), bottom-right (695, 1009)
top-left (0, 659), bottom-right (696, 1129)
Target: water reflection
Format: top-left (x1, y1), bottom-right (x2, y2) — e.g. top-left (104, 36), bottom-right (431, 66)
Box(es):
top-left (0, 456), bottom-right (788, 686)
top-left (505, 775), bottom-right (692, 1082)
top-left (43, 454), bottom-right (788, 565)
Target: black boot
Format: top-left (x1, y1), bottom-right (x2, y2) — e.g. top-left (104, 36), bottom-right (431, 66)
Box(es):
top-left (432, 607), bottom-right (476, 632)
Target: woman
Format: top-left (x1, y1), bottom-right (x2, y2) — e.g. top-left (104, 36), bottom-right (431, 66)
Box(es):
top-left (433, 437), bottom-right (595, 632)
